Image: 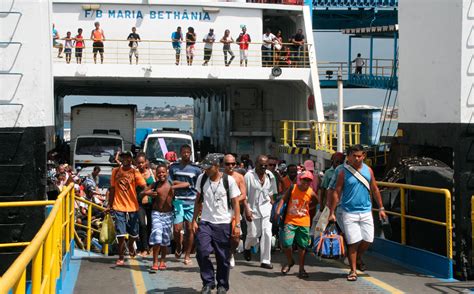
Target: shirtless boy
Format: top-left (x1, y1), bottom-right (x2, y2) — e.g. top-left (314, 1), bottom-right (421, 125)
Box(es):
top-left (142, 164), bottom-right (174, 272)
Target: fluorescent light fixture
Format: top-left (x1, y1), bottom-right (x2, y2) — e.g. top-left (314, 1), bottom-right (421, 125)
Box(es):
top-left (202, 7), bottom-right (220, 13)
top-left (82, 4), bottom-right (101, 10)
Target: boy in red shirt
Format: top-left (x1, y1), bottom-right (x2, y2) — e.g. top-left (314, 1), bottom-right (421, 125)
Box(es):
top-left (236, 26), bottom-right (251, 67)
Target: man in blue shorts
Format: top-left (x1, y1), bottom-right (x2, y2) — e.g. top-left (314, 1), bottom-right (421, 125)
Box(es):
top-left (107, 151), bottom-right (146, 266)
top-left (171, 26), bottom-right (183, 65)
top-left (169, 144), bottom-right (202, 265)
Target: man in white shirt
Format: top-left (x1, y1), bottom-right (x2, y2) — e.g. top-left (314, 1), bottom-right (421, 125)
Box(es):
top-left (262, 28), bottom-right (276, 67)
top-left (243, 155), bottom-right (278, 269)
top-left (352, 53), bottom-right (365, 74)
top-left (192, 154), bottom-right (241, 294)
top-left (203, 28), bottom-right (216, 66)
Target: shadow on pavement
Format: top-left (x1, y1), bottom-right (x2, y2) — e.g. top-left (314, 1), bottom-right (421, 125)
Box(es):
top-left (146, 287), bottom-right (199, 293)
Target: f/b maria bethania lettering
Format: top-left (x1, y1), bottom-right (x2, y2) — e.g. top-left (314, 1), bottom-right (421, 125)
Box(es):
top-left (84, 9), bottom-right (212, 21)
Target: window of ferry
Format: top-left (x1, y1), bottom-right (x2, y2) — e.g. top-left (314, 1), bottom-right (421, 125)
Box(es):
top-left (146, 137), bottom-right (192, 161)
top-left (75, 138), bottom-right (122, 156)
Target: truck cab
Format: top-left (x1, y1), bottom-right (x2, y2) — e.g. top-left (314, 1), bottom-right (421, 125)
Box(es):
top-left (73, 134), bottom-right (124, 170)
top-left (143, 130), bottom-right (195, 163)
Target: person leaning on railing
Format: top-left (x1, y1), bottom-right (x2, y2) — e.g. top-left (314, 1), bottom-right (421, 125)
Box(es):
top-left (220, 29), bottom-right (235, 67)
top-left (90, 21), bottom-right (105, 64)
top-left (290, 29), bottom-right (305, 67)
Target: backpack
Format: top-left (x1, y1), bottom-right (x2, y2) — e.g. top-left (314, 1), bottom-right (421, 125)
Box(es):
top-left (313, 222), bottom-right (345, 259)
top-left (199, 173), bottom-right (232, 210)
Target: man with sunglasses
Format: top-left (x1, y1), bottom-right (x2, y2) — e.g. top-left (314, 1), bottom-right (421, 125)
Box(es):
top-left (223, 154), bottom-right (247, 268)
top-left (243, 155), bottom-right (278, 269)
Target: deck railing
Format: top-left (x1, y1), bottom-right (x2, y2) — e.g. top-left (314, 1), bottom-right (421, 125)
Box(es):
top-left (280, 120), bottom-right (361, 153)
top-left (0, 184), bottom-right (109, 293)
top-left (53, 39), bottom-right (312, 68)
top-left (0, 183), bottom-right (75, 294)
top-left (318, 58), bottom-right (397, 81)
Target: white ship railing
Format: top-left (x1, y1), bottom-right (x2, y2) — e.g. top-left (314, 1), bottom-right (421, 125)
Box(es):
top-left (52, 39), bottom-right (312, 68)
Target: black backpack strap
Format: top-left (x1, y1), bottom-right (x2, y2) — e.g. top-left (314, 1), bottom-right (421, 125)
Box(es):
top-left (199, 173), bottom-right (208, 204)
top-left (223, 173), bottom-right (232, 210)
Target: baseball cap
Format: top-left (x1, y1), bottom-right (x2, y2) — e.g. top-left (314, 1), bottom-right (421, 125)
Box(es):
top-left (199, 153), bottom-right (221, 169)
top-left (300, 171), bottom-right (314, 182)
top-left (120, 150), bottom-right (133, 157)
top-left (303, 160), bottom-right (314, 172)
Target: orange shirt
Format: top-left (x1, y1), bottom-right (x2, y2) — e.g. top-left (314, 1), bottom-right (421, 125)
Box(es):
top-left (93, 29), bottom-right (104, 42)
top-left (111, 167), bottom-right (146, 212)
top-left (284, 185), bottom-right (313, 227)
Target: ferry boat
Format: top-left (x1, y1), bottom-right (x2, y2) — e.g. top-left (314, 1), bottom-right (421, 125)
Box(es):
top-left (1, 0), bottom-right (474, 292)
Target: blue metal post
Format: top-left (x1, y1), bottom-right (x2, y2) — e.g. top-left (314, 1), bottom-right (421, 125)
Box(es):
top-left (393, 31), bottom-right (398, 77)
top-left (392, 31), bottom-right (398, 89)
top-left (348, 36), bottom-right (352, 79)
top-left (370, 36), bottom-right (374, 76)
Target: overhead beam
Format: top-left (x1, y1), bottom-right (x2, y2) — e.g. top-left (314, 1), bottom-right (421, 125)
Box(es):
top-left (312, 9), bottom-right (398, 30)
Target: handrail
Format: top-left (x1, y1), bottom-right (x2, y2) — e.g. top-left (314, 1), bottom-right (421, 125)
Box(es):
top-left (52, 39), bottom-right (312, 68)
top-left (375, 181), bottom-right (452, 259)
top-left (280, 120), bottom-right (361, 152)
top-left (73, 196), bottom-right (108, 255)
top-left (0, 183), bottom-right (75, 294)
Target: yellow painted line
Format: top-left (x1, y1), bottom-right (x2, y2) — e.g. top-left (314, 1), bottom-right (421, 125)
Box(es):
top-left (129, 258), bottom-right (147, 294)
top-left (320, 258), bottom-right (404, 294)
top-left (362, 276), bottom-right (404, 294)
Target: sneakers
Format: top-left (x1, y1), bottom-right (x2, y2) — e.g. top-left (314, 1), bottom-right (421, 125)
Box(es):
top-left (243, 249), bottom-right (251, 261)
top-left (229, 254), bottom-right (235, 268)
top-left (217, 286), bottom-right (227, 294)
top-left (201, 285), bottom-right (212, 294)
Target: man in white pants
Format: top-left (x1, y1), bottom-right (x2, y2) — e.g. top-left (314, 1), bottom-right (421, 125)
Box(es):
top-left (243, 155), bottom-right (277, 269)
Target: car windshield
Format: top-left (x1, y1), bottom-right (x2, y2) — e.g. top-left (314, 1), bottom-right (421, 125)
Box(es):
top-left (75, 138), bottom-right (122, 156)
top-left (98, 174), bottom-right (111, 189)
top-left (146, 137), bottom-right (192, 160)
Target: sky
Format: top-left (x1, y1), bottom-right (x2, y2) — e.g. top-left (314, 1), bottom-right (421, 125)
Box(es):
top-left (63, 32), bottom-right (396, 111)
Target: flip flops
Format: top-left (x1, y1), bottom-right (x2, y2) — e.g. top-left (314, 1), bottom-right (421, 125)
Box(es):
top-left (149, 264), bottom-right (159, 273)
top-left (159, 263), bottom-right (167, 270)
top-left (298, 270), bottom-right (309, 279)
top-left (347, 271), bottom-right (358, 282)
top-left (281, 261), bottom-right (295, 275)
top-left (115, 259), bottom-right (125, 266)
top-left (175, 249), bottom-right (182, 259)
top-left (356, 260), bottom-right (367, 272)
top-left (183, 259), bottom-right (193, 265)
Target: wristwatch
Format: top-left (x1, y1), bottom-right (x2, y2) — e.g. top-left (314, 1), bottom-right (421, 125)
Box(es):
top-left (235, 223), bottom-right (241, 228)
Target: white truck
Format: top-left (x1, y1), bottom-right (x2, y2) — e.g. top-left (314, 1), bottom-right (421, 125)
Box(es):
top-left (70, 103), bottom-right (136, 169)
top-left (143, 129), bottom-right (195, 163)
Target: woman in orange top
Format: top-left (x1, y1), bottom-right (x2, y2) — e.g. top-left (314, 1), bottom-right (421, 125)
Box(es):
top-left (275, 171), bottom-right (318, 278)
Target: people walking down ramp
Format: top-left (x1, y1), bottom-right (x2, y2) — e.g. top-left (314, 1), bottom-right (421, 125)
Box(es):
top-left (242, 155), bottom-right (278, 269)
top-left (328, 144), bottom-right (387, 282)
top-left (193, 154), bottom-right (241, 294)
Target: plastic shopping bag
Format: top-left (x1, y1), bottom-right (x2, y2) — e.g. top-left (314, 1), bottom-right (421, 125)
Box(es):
top-left (99, 214), bottom-right (116, 244)
top-left (312, 206), bottom-right (330, 241)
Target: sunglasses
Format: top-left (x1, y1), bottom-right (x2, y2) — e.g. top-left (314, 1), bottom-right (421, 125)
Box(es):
top-left (268, 164), bottom-right (276, 167)
top-left (224, 162), bottom-right (237, 166)
top-left (259, 164), bottom-right (268, 168)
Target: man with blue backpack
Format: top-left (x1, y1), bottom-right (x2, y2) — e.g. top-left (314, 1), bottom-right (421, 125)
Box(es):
top-left (328, 144), bottom-right (387, 282)
top-left (275, 171), bottom-right (318, 278)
